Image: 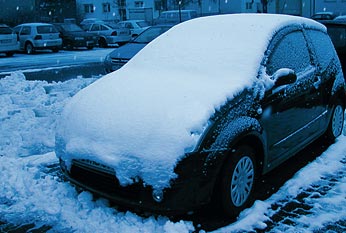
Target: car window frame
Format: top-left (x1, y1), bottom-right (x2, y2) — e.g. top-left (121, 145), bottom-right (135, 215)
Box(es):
top-left (260, 26), bottom-right (314, 79)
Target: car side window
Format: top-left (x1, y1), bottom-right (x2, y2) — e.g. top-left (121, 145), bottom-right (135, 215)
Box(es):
top-left (91, 24), bottom-right (100, 31)
top-left (100, 25), bottom-right (108, 31)
top-left (266, 31), bottom-right (311, 76)
top-left (20, 26), bottom-right (31, 35)
top-left (307, 29), bottom-right (338, 71)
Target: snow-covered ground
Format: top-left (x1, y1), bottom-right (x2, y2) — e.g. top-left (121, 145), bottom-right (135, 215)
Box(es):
top-left (1, 72), bottom-right (346, 232)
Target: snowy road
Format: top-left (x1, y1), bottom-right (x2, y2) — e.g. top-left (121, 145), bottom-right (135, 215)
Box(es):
top-left (1, 73), bottom-right (346, 232)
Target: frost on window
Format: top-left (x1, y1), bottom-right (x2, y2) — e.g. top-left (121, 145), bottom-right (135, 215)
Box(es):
top-left (266, 31), bottom-right (310, 76)
top-left (307, 29), bottom-right (337, 71)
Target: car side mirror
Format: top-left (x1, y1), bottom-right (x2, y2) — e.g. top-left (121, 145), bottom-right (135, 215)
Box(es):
top-left (273, 68), bottom-right (297, 87)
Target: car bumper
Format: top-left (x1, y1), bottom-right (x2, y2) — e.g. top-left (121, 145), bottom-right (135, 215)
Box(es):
top-left (59, 150), bottom-right (222, 215)
top-left (33, 39), bottom-right (62, 49)
top-left (71, 39), bottom-right (95, 48)
top-left (106, 35), bottom-right (131, 45)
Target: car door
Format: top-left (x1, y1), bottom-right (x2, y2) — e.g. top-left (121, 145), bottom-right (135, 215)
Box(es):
top-left (259, 28), bottom-right (324, 166)
top-left (14, 26), bottom-right (31, 50)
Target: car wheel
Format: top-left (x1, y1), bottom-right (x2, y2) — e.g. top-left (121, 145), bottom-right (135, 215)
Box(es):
top-left (326, 102), bottom-right (344, 141)
top-left (219, 145), bottom-right (257, 217)
top-left (25, 42), bottom-right (34, 54)
top-left (87, 45), bottom-right (94, 50)
top-left (52, 48), bottom-right (59, 53)
top-left (98, 38), bottom-right (107, 48)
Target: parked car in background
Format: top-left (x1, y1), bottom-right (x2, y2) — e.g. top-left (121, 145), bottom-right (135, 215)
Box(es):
top-left (54, 23), bottom-right (97, 50)
top-left (154, 10), bottom-right (197, 25)
top-left (56, 14), bottom-right (346, 218)
top-left (104, 25), bottom-right (172, 72)
top-left (13, 23), bottom-right (62, 54)
top-left (320, 20), bottom-right (346, 74)
top-left (81, 22), bottom-right (131, 47)
top-left (334, 15), bottom-right (346, 22)
top-left (311, 11), bottom-right (336, 21)
top-left (117, 20), bottom-right (150, 37)
top-left (0, 24), bottom-right (19, 57)
top-left (80, 18), bottom-right (104, 25)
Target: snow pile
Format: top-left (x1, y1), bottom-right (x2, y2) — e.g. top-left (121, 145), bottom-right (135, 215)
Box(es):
top-left (57, 14), bottom-right (326, 192)
top-left (0, 73), bottom-right (95, 157)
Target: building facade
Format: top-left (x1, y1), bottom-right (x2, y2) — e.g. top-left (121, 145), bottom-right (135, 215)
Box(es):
top-left (0, 0), bottom-right (76, 26)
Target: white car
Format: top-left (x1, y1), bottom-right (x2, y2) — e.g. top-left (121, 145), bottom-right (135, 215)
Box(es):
top-left (81, 22), bottom-right (131, 47)
top-left (117, 20), bottom-right (150, 37)
top-left (0, 24), bottom-right (19, 57)
top-left (13, 23), bottom-right (62, 54)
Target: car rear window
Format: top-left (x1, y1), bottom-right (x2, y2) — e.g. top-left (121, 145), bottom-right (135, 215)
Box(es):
top-left (0, 26), bottom-right (13, 34)
top-left (37, 25), bottom-right (58, 34)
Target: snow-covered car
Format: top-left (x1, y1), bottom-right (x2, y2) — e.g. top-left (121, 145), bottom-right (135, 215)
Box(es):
top-left (116, 20), bottom-right (150, 37)
top-left (56, 14), bottom-right (346, 217)
top-left (104, 25), bottom-right (172, 73)
top-left (81, 22), bottom-right (131, 47)
top-left (13, 23), bottom-right (62, 54)
top-left (0, 24), bottom-right (19, 57)
top-left (53, 23), bottom-right (97, 50)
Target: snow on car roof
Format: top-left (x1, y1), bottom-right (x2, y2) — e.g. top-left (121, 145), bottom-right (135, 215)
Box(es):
top-left (57, 14), bottom-right (325, 192)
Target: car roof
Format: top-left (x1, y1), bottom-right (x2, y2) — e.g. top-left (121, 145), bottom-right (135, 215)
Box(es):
top-left (17, 23), bottom-right (54, 27)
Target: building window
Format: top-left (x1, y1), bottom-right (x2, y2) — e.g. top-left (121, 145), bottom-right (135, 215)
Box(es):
top-left (246, 2), bottom-right (252, 10)
top-left (135, 1), bottom-right (144, 8)
top-left (103, 3), bottom-right (111, 12)
top-left (84, 4), bottom-right (94, 13)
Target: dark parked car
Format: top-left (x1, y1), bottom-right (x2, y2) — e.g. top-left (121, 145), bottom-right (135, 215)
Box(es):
top-left (320, 21), bottom-right (346, 74)
top-left (311, 12), bottom-right (336, 21)
top-left (56, 14), bottom-right (346, 218)
top-left (104, 25), bottom-right (172, 73)
top-left (53, 23), bottom-right (97, 50)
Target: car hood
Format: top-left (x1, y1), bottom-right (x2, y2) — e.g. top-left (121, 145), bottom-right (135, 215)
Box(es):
top-left (56, 14), bottom-right (325, 192)
top-left (109, 42), bottom-right (147, 60)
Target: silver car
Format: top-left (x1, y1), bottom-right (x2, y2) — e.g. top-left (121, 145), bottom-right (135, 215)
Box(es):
top-left (81, 22), bottom-right (131, 47)
top-left (0, 24), bottom-right (19, 57)
top-left (14, 23), bottom-right (62, 54)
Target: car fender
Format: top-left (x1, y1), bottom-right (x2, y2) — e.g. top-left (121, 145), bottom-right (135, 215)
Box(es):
top-left (202, 116), bottom-right (265, 178)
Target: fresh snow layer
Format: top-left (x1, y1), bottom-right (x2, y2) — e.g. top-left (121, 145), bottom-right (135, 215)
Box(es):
top-left (56, 14), bottom-right (326, 192)
top-left (1, 72), bottom-right (346, 232)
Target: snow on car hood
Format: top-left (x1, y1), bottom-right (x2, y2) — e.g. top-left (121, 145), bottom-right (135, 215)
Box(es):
top-left (56, 14), bottom-right (325, 191)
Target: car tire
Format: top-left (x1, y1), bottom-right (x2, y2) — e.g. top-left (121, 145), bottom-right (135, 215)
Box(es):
top-left (87, 45), bottom-right (94, 50)
top-left (325, 101), bottom-right (344, 142)
top-left (98, 38), bottom-right (107, 48)
top-left (52, 48), bottom-right (59, 53)
top-left (25, 42), bottom-right (34, 54)
top-left (219, 145), bottom-right (257, 217)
